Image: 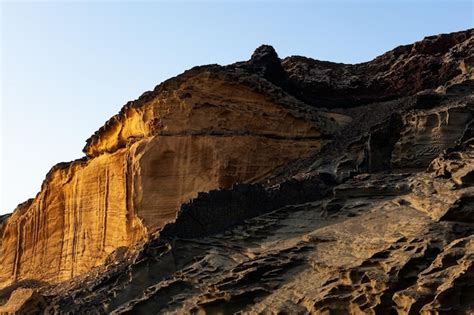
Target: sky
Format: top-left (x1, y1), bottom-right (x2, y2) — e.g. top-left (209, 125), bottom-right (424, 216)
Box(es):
top-left (1, 1), bottom-right (473, 214)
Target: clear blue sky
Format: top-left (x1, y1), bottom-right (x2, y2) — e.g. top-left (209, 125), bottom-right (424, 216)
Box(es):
top-left (1, 1), bottom-right (473, 214)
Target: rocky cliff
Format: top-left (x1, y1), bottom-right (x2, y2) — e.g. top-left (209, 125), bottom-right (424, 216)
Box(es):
top-left (0, 29), bottom-right (473, 314)
top-left (0, 61), bottom-right (344, 288)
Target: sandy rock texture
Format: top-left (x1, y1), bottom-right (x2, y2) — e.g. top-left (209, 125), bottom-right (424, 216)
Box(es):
top-left (0, 60), bottom-right (342, 288)
top-left (0, 28), bottom-right (473, 314)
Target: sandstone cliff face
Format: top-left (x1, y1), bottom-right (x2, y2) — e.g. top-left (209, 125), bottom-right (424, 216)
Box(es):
top-left (1, 29), bottom-right (474, 314)
top-left (0, 62), bottom-right (343, 288)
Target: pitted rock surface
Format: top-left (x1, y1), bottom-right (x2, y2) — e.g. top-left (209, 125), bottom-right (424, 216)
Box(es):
top-left (0, 29), bottom-right (473, 314)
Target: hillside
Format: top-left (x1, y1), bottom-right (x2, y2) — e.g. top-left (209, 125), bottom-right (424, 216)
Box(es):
top-left (0, 29), bottom-right (473, 314)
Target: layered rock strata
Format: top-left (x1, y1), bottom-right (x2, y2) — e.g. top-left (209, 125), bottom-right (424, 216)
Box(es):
top-left (0, 63), bottom-right (344, 288)
top-left (0, 29), bottom-right (473, 314)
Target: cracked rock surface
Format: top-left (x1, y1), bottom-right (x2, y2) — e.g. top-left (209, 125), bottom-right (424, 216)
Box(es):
top-left (0, 29), bottom-right (473, 314)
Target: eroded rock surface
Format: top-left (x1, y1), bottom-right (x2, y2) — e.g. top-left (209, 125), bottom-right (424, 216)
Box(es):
top-left (1, 29), bottom-right (473, 314)
top-left (0, 60), bottom-right (342, 288)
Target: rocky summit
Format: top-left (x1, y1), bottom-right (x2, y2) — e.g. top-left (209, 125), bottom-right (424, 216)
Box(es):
top-left (0, 29), bottom-right (473, 314)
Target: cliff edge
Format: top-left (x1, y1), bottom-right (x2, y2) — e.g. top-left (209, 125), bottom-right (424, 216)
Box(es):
top-left (0, 29), bottom-right (473, 314)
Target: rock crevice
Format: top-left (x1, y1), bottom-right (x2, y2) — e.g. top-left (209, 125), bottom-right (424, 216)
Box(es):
top-left (0, 28), bottom-right (473, 314)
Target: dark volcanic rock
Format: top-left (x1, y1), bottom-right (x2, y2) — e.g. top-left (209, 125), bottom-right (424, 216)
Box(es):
top-left (160, 178), bottom-right (329, 239)
top-left (239, 44), bottom-right (288, 87)
top-left (0, 29), bottom-right (473, 314)
top-left (0, 214), bottom-right (9, 227)
top-left (278, 29), bottom-right (473, 108)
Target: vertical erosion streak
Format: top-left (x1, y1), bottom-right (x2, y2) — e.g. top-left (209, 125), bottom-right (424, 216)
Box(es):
top-left (58, 190), bottom-right (65, 281)
top-left (71, 176), bottom-right (79, 279)
top-left (30, 202), bottom-right (37, 272)
top-left (180, 138), bottom-right (190, 207)
top-left (34, 189), bottom-right (47, 278)
top-left (433, 110), bottom-right (451, 140)
top-left (97, 170), bottom-right (103, 253)
top-left (30, 202), bottom-right (38, 274)
top-left (12, 219), bottom-right (22, 281)
top-left (103, 166), bottom-right (109, 251)
top-left (124, 150), bottom-right (134, 239)
top-left (39, 194), bottom-right (45, 274)
top-left (432, 111), bottom-right (443, 139)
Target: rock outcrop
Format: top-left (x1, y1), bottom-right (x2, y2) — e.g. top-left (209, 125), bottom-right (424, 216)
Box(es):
top-left (0, 29), bottom-right (473, 314)
top-left (0, 62), bottom-right (345, 288)
top-left (279, 29), bottom-right (474, 108)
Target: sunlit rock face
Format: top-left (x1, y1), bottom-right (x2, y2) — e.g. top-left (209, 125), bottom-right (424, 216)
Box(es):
top-left (1, 29), bottom-right (474, 314)
top-left (0, 64), bottom-right (342, 287)
top-left (0, 153), bottom-right (146, 286)
top-left (391, 105), bottom-right (472, 168)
